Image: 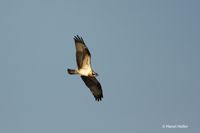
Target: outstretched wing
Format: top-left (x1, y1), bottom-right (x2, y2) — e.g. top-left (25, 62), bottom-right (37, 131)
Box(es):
top-left (81, 76), bottom-right (103, 101)
top-left (74, 35), bottom-right (91, 69)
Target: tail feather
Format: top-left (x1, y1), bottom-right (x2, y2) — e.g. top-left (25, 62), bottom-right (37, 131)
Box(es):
top-left (67, 69), bottom-right (78, 75)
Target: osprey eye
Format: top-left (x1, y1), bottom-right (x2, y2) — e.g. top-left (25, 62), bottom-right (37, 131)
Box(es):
top-left (67, 35), bottom-right (103, 101)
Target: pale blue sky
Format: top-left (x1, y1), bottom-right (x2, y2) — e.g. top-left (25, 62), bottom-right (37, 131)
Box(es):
top-left (0, 0), bottom-right (199, 133)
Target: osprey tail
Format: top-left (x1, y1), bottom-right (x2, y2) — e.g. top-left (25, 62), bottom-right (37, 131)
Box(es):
top-left (67, 69), bottom-right (78, 75)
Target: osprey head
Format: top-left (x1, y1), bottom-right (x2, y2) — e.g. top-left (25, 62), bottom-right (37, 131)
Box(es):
top-left (92, 71), bottom-right (98, 76)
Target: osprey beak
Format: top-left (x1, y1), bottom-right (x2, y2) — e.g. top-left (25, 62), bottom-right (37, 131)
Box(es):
top-left (95, 72), bottom-right (99, 76)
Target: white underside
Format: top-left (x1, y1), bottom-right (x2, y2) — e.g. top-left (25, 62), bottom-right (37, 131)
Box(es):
top-left (77, 67), bottom-right (92, 76)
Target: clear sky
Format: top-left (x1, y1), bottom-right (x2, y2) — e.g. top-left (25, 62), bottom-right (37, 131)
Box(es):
top-left (0, 0), bottom-right (199, 133)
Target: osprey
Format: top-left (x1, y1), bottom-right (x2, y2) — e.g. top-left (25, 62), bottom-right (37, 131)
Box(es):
top-left (67, 35), bottom-right (103, 101)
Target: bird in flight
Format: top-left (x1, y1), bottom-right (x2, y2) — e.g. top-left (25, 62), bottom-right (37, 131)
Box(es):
top-left (67, 35), bottom-right (103, 101)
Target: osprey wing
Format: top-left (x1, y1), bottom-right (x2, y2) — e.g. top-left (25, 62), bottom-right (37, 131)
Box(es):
top-left (74, 35), bottom-right (91, 69)
top-left (81, 76), bottom-right (103, 101)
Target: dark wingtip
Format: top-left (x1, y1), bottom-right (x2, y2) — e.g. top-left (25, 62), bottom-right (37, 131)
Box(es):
top-left (95, 94), bottom-right (103, 102)
top-left (73, 35), bottom-right (85, 44)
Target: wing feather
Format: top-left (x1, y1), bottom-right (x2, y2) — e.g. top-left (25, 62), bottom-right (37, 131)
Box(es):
top-left (74, 35), bottom-right (91, 69)
top-left (81, 76), bottom-right (103, 101)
